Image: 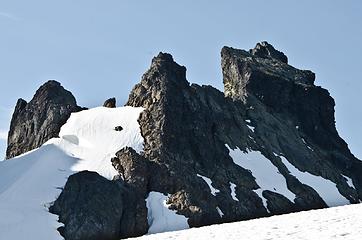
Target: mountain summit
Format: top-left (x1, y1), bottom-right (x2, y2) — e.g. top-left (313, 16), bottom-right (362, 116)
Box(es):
top-left (1, 42), bottom-right (361, 240)
top-left (6, 80), bottom-right (83, 159)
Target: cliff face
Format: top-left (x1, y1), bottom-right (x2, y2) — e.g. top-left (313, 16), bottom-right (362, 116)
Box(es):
top-left (121, 44), bottom-right (362, 229)
top-left (221, 43), bottom-right (362, 197)
top-left (7, 42), bottom-right (362, 240)
top-left (6, 80), bottom-right (83, 159)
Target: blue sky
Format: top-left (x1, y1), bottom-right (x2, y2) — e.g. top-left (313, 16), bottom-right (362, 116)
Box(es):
top-left (0, 0), bottom-right (361, 159)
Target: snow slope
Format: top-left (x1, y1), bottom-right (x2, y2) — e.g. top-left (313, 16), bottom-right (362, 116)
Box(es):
top-left (130, 203), bottom-right (362, 240)
top-left (0, 106), bottom-right (144, 240)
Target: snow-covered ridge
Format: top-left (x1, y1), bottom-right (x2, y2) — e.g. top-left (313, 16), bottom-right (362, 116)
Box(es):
top-left (0, 106), bottom-right (144, 240)
top-left (130, 203), bottom-right (362, 240)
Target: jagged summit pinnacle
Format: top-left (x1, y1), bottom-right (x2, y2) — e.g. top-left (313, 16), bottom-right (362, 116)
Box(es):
top-left (22, 80), bottom-right (80, 108)
top-left (222, 42), bottom-right (316, 102)
top-left (6, 80), bottom-right (82, 159)
top-left (150, 52), bottom-right (187, 78)
top-left (126, 52), bottom-right (188, 108)
top-left (153, 52), bottom-right (174, 63)
top-left (250, 41), bottom-right (288, 64)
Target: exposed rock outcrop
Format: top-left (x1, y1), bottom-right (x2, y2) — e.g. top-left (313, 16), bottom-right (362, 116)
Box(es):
top-left (50, 171), bottom-right (124, 240)
top-left (103, 97), bottom-right (116, 108)
top-left (50, 171), bottom-right (148, 240)
top-left (123, 43), bottom-right (361, 229)
top-left (221, 44), bottom-right (362, 200)
top-left (6, 80), bottom-right (83, 159)
top-left (250, 41), bottom-right (288, 64)
top-left (47, 42), bottom-right (361, 239)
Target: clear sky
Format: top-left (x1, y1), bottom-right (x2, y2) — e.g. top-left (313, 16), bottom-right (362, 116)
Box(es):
top-left (0, 0), bottom-right (361, 160)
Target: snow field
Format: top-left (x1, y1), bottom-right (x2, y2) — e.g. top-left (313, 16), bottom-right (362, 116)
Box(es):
top-left (130, 203), bottom-right (362, 240)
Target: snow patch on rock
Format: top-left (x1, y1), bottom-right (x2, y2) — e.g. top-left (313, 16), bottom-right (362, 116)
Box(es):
top-left (216, 207), bottom-right (224, 217)
top-left (146, 192), bottom-right (189, 234)
top-left (230, 182), bottom-right (239, 201)
top-left (274, 153), bottom-right (350, 207)
top-left (197, 174), bottom-right (220, 196)
top-left (342, 175), bottom-right (355, 189)
top-left (227, 146), bottom-right (296, 204)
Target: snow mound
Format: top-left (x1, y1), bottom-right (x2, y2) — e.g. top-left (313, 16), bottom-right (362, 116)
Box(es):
top-left (0, 106), bottom-right (144, 240)
top-left (56, 106), bottom-right (144, 179)
top-left (131, 203), bottom-right (362, 240)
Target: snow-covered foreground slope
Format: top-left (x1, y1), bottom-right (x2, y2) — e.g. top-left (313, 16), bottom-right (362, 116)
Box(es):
top-left (131, 203), bottom-right (362, 240)
top-left (0, 106), bottom-right (144, 240)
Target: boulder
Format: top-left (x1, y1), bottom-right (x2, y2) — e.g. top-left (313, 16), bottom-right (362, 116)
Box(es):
top-left (103, 97), bottom-right (116, 108)
top-left (50, 170), bottom-right (148, 240)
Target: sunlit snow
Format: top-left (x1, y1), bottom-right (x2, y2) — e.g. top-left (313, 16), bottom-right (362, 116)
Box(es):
top-left (227, 145), bottom-right (296, 208)
top-left (0, 106), bottom-right (144, 240)
top-left (131, 203), bottom-right (362, 240)
top-left (197, 174), bottom-right (220, 196)
top-left (274, 153), bottom-right (350, 207)
top-left (343, 175), bottom-right (355, 189)
top-left (146, 192), bottom-right (189, 234)
top-left (230, 182), bottom-right (239, 201)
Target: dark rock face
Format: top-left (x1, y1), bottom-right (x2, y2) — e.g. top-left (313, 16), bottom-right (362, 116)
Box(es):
top-left (250, 41), bottom-right (288, 64)
top-left (111, 147), bottom-right (149, 237)
top-left (50, 171), bottom-right (124, 240)
top-left (50, 171), bottom-right (148, 240)
top-left (221, 44), bottom-right (362, 201)
top-left (104, 97), bottom-right (116, 108)
top-left (48, 43), bottom-right (361, 240)
top-left (122, 44), bottom-right (361, 229)
top-left (6, 80), bottom-right (83, 159)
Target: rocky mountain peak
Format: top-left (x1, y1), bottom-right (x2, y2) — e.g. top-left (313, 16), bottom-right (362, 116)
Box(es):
top-left (126, 52), bottom-right (188, 108)
top-left (222, 43), bottom-right (346, 151)
top-left (250, 41), bottom-right (288, 64)
top-left (6, 80), bottom-right (83, 159)
top-left (152, 52), bottom-right (174, 64)
top-left (30, 80), bottom-right (77, 105)
top-left (222, 43), bottom-right (316, 103)
top-left (4, 43), bottom-right (362, 240)
top-left (149, 52), bottom-right (188, 85)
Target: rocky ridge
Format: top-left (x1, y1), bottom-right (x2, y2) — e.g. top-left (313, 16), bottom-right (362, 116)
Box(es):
top-left (6, 42), bottom-right (362, 240)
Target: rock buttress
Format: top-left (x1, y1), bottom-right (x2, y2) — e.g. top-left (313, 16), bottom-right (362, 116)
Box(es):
top-left (6, 80), bottom-right (83, 159)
